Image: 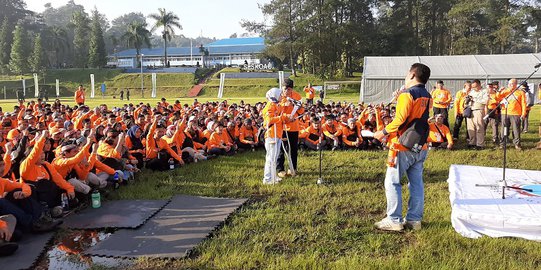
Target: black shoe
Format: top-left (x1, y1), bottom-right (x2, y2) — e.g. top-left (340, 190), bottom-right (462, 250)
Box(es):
top-left (475, 146), bottom-right (484, 150)
top-left (0, 241), bottom-right (18, 256)
top-left (467, 145), bottom-right (476, 149)
top-left (32, 213), bottom-right (63, 233)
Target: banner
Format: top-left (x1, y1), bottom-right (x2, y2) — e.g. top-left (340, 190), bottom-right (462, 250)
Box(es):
top-left (55, 79), bottom-right (60, 97)
top-left (33, 73), bottom-right (39, 98)
top-left (151, 73), bottom-right (157, 98)
top-left (278, 71), bottom-right (284, 88)
top-left (22, 79), bottom-right (25, 97)
top-left (218, 73), bottom-right (225, 99)
top-left (90, 74), bottom-right (95, 98)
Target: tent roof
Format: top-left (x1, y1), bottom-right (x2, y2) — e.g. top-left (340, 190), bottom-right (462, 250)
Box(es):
top-left (363, 54), bottom-right (541, 80)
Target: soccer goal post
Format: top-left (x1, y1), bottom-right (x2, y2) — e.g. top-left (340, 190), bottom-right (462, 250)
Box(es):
top-left (322, 81), bottom-right (361, 101)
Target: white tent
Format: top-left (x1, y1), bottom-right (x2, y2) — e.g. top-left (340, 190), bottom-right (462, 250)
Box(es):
top-left (360, 54), bottom-right (541, 103)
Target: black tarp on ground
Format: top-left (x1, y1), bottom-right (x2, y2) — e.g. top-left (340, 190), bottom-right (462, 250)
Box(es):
top-left (85, 195), bottom-right (247, 258)
top-left (0, 231), bottom-right (54, 270)
top-left (61, 199), bottom-right (170, 230)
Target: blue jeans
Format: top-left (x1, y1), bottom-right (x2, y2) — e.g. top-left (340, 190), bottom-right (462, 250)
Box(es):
top-left (384, 150), bottom-right (428, 223)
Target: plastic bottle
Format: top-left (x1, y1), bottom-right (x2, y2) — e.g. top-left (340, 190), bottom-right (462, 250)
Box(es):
top-left (91, 190), bottom-right (101, 208)
top-left (61, 193), bottom-right (69, 211)
top-left (113, 172), bottom-right (120, 189)
top-left (169, 158), bottom-right (175, 170)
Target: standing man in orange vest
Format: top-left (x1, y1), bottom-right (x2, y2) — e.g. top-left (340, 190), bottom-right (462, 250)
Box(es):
top-left (74, 85), bottom-right (86, 106)
top-left (277, 79), bottom-right (304, 178)
top-left (431, 80), bottom-right (452, 127)
top-left (452, 81), bottom-right (471, 140)
top-left (374, 63), bottom-right (432, 232)
top-left (303, 83), bottom-right (315, 106)
top-left (498, 79), bottom-right (527, 150)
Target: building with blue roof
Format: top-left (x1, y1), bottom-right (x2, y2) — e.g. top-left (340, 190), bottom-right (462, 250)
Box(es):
top-left (107, 37), bottom-right (267, 68)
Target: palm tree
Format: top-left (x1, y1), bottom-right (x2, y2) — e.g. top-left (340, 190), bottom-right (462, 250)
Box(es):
top-left (122, 22), bottom-right (151, 67)
top-left (148, 8), bottom-right (182, 67)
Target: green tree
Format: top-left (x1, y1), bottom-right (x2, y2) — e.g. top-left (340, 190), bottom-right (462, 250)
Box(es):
top-left (29, 33), bottom-right (44, 72)
top-left (9, 24), bottom-right (28, 74)
top-left (43, 26), bottom-right (69, 68)
top-left (88, 8), bottom-right (107, 68)
top-left (122, 21), bottom-right (151, 67)
top-left (149, 8), bottom-right (182, 67)
top-left (71, 11), bottom-right (90, 68)
top-left (0, 16), bottom-right (12, 73)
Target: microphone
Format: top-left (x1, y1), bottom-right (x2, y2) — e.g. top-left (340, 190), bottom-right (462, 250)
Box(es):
top-left (482, 114), bottom-right (490, 121)
top-left (287, 97), bottom-right (302, 106)
top-left (535, 63), bottom-right (541, 69)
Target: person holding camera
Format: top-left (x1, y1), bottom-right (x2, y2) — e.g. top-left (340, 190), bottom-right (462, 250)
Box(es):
top-left (374, 63), bottom-right (432, 232)
top-left (466, 79), bottom-right (488, 150)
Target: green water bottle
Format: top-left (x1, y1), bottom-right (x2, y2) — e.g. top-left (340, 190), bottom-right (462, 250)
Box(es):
top-left (91, 190), bottom-right (101, 208)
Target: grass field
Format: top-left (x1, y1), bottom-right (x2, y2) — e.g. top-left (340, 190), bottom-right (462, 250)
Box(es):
top-left (97, 108), bottom-right (541, 269)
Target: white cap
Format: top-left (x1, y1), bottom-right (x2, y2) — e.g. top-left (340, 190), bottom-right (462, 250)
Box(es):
top-left (188, 116), bottom-right (196, 122)
top-left (206, 121), bottom-right (215, 131)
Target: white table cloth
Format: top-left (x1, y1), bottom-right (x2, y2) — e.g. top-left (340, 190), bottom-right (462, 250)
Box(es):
top-left (448, 164), bottom-right (541, 241)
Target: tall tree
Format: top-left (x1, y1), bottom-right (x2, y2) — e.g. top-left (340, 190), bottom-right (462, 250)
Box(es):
top-left (122, 21), bottom-right (152, 67)
top-left (149, 8), bottom-right (182, 67)
top-left (71, 11), bottom-right (90, 68)
top-left (43, 26), bottom-right (69, 68)
top-left (9, 24), bottom-right (28, 74)
top-left (29, 33), bottom-right (44, 72)
top-left (88, 8), bottom-right (107, 68)
top-left (106, 12), bottom-right (146, 53)
top-left (0, 16), bottom-right (12, 73)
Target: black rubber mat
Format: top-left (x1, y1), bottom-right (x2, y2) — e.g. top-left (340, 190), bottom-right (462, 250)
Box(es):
top-left (61, 199), bottom-right (170, 229)
top-left (85, 195), bottom-right (247, 258)
top-left (0, 231), bottom-right (54, 270)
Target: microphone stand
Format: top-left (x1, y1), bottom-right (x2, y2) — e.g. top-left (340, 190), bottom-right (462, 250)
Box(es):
top-left (476, 64), bottom-right (539, 199)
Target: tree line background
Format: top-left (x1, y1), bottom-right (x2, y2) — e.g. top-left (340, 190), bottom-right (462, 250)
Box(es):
top-left (243, 0), bottom-right (541, 78)
top-left (1, 0), bottom-right (541, 79)
top-left (0, 0), bottom-right (216, 75)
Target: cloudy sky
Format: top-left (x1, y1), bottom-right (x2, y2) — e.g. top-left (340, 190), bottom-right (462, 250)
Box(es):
top-left (25, 0), bottom-right (270, 39)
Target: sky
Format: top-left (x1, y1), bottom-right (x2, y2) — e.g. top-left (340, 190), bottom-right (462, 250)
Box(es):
top-left (24, 0), bottom-right (270, 39)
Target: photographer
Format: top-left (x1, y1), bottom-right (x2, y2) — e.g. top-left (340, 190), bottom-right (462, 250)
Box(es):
top-left (466, 79), bottom-right (488, 150)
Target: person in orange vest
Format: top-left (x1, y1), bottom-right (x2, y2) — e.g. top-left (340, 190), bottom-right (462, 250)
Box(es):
top-left (498, 79), bottom-right (527, 150)
top-left (431, 80), bottom-right (452, 127)
top-left (303, 83), bottom-right (315, 106)
top-left (262, 87), bottom-right (288, 184)
top-left (486, 82), bottom-right (501, 145)
top-left (74, 85), bottom-right (85, 106)
top-left (452, 81), bottom-right (471, 140)
top-left (374, 63), bottom-right (432, 231)
top-left (428, 114), bottom-right (453, 150)
top-left (299, 117), bottom-right (325, 150)
top-left (277, 78), bottom-right (304, 178)
top-left (537, 83), bottom-right (541, 150)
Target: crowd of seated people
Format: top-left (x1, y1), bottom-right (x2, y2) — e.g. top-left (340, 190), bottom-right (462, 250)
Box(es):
top-left (0, 84), bottom-right (471, 256)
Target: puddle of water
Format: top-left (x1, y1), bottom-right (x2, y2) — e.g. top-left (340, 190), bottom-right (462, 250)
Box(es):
top-left (36, 230), bottom-right (134, 270)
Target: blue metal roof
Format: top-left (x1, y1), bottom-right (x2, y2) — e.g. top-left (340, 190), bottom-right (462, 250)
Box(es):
top-left (113, 43), bottom-right (265, 58)
top-left (207, 37), bottom-right (264, 46)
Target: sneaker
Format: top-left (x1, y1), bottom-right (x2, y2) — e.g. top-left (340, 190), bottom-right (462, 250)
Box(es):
top-left (404, 220), bottom-right (422, 231)
top-left (515, 145), bottom-right (522, 150)
top-left (262, 180), bottom-right (276, 185)
top-left (50, 206), bottom-right (63, 218)
top-left (275, 177), bottom-right (282, 183)
top-left (277, 171), bottom-right (287, 178)
top-left (287, 169), bottom-right (296, 177)
top-left (374, 218), bottom-right (404, 232)
top-left (0, 241), bottom-right (18, 256)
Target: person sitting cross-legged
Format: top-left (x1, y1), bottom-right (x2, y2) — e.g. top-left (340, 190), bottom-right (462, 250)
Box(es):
top-left (428, 114), bottom-right (454, 150)
top-left (341, 118), bottom-right (364, 150)
top-left (299, 117), bottom-right (326, 150)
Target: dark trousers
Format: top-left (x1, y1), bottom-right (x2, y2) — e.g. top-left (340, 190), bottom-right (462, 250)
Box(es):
top-left (30, 180), bottom-right (62, 208)
top-left (277, 131), bottom-right (299, 172)
top-left (0, 190), bottom-right (43, 231)
top-left (146, 152), bottom-right (171, 171)
top-left (453, 114), bottom-right (466, 139)
top-left (501, 115), bottom-right (522, 146)
top-left (306, 98), bottom-right (314, 106)
top-left (434, 107), bottom-right (449, 127)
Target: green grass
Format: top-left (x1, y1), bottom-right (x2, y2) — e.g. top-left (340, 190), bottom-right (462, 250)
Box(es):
top-left (90, 108), bottom-right (541, 269)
